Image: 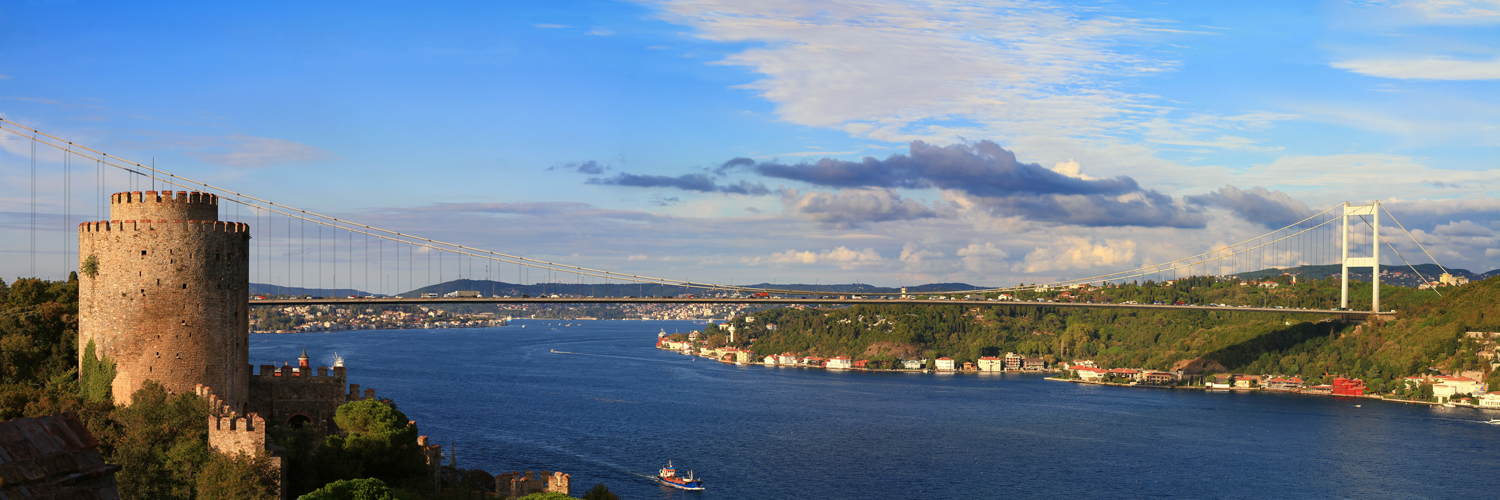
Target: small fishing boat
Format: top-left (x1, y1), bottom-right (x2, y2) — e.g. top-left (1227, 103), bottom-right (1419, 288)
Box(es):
top-left (656, 461), bottom-right (704, 491)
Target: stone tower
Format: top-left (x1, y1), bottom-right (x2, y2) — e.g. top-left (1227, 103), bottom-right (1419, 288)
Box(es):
top-left (78, 191), bottom-right (251, 408)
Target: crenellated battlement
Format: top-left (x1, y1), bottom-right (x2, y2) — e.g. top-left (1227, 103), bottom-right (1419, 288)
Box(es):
top-left (208, 412), bottom-right (267, 457)
top-left (195, 384), bottom-right (236, 416)
top-left (78, 220), bottom-right (250, 233)
top-left (109, 190), bottom-right (219, 222)
top-left (253, 364), bottom-right (346, 380)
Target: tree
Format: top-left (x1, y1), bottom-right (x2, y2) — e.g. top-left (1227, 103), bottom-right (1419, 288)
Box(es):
top-left (196, 452), bottom-right (281, 500)
top-left (297, 478), bottom-right (397, 500)
top-left (582, 483), bottom-right (621, 500)
top-left (112, 381), bottom-right (213, 500)
top-left (316, 399), bottom-right (428, 488)
top-left (516, 494), bottom-right (575, 500)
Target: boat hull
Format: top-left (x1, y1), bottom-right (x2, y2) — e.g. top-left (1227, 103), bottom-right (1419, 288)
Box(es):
top-left (656, 478), bottom-right (705, 491)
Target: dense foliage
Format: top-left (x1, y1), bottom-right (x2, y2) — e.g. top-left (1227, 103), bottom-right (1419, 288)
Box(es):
top-left (733, 276), bottom-right (1500, 387)
top-left (298, 478), bottom-right (398, 500)
top-left (0, 277), bottom-right (278, 500)
top-left (316, 399), bottom-right (429, 489)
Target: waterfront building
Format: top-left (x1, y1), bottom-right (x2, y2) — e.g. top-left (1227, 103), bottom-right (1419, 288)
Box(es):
top-left (977, 356), bottom-right (1003, 372)
top-left (902, 359), bottom-right (924, 370)
top-left (1073, 367), bottom-right (1104, 381)
top-left (1479, 392), bottom-right (1500, 408)
top-left (935, 357), bottom-right (955, 371)
top-left (777, 354), bottom-right (798, 365)
top-left (1234, 375), bottom-right (1261, 388)
top-left (827, 356), bottom-right (853, 369)
top-left (1142, 372), bottom-right (1178, 385)
top-left (1003, 353), bottom-right (1024, 371)
top-left (1022, 358), bottom-right (1045, 371)
top-left (1265, 377), bottom-right (1305, 390)
top-left (1331, 377), bottom-right (1366, 396)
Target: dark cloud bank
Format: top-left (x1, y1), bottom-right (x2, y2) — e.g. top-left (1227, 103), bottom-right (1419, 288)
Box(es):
top-left (566, 140), bottom-right (1315, 229)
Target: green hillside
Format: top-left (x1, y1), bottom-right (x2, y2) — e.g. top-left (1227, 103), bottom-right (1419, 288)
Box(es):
top-left (716, 276), bottom-right (1500, 391)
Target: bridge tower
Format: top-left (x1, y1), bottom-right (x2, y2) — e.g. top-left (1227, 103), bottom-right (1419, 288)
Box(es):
top-left (1340, 201), bottom-right (1380, 313)
top-left (77, 191), bottom-right (251, 408)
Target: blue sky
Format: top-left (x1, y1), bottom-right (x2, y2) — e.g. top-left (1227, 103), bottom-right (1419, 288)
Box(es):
top-left (2, 0), bottom-right (1497, 286)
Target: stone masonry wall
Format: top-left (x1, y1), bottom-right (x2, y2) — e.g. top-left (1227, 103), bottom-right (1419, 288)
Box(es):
top-left (78, 191), bottom-right (250, 408)
top-left (246, 364), bottom-right (373, 433)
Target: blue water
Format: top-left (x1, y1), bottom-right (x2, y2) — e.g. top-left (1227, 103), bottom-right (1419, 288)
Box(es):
top-left (250, 320), bottom-right (1500, 499)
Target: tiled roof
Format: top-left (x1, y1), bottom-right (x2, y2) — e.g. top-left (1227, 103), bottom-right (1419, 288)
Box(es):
top-left (0, 412), bottom-right (120, 499)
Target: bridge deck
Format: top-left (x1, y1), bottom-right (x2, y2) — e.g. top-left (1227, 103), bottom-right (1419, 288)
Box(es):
top-left (250, 297), bottom-right (1388, 318)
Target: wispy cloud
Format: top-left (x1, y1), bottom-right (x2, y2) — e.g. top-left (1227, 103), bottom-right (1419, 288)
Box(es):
top-left (651, 0), bottom-right (1177, 142)
top-left (1333, 55), bottom-right (1500, 80)
top-left (183, 134), bottom-right (333, 168)
top-left (534, 23), bottom-right (571, 29)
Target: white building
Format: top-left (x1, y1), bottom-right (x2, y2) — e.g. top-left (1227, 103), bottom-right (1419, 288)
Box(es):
top-left (1479, 392), bottom-right (1500, 408)
top-left (935, 357), bottom-right (955, 371)
top-left (826, 356), bottom-right (853, 369)
top-left (977, 356), bottom-right (1003, 372)
top-left (902, 359), bottom-right (924, 370)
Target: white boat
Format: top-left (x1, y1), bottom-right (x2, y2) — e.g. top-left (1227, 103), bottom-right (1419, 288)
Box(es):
top-left (1487, 419), bottom-right (1500, 425)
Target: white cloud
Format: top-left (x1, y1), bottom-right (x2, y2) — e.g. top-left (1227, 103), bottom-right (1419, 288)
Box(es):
top-left (534, 23), bottom-right (571, 29)
top-left (743, 246), bottom-right (885, 269)
top-left (628, 254), bottom-right (649, 261)
top-left (651, 0), bottom-right (1174, 142)
top-left (1021, 237), bottom-right (1137, 273)
top-left (956, 242), bottom-right (1010, 273)
top-left (1391, 0), bottom-right (1500, 24)
top-left (1333, 56), bottom-right (1500, 80)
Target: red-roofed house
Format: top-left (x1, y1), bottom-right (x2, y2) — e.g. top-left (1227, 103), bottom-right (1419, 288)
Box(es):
top-left (1073, 366), bottom-right (1105, 381)
top-left (977, 356), bottom-right (1003, 372)
top-left (936, 357), bottom-right (956, 371)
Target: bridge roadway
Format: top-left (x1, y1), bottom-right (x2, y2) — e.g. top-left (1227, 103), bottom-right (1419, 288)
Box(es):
top-left (250, 296), bottom-right (1389, 319)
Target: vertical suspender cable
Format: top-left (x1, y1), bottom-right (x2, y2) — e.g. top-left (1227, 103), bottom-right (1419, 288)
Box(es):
top-left (64, 144), bottom-right (70, 276)
top-left (31, 133), bottom-right (37, 278)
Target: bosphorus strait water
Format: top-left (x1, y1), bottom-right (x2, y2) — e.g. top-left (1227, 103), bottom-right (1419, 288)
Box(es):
top-left (251, 320), bottom-right (1500, 499)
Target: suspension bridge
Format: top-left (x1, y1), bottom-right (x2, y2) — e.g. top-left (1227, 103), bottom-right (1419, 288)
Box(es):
top-left (1, 118), bottom-right (1454, 318)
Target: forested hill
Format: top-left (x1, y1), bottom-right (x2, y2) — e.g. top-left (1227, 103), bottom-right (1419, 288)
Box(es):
top-left (705, 276), bottom-right (1500, 392)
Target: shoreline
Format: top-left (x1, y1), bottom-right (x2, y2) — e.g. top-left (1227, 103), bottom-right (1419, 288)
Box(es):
top-left (1046, 377), bottom-right (1496, 411)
